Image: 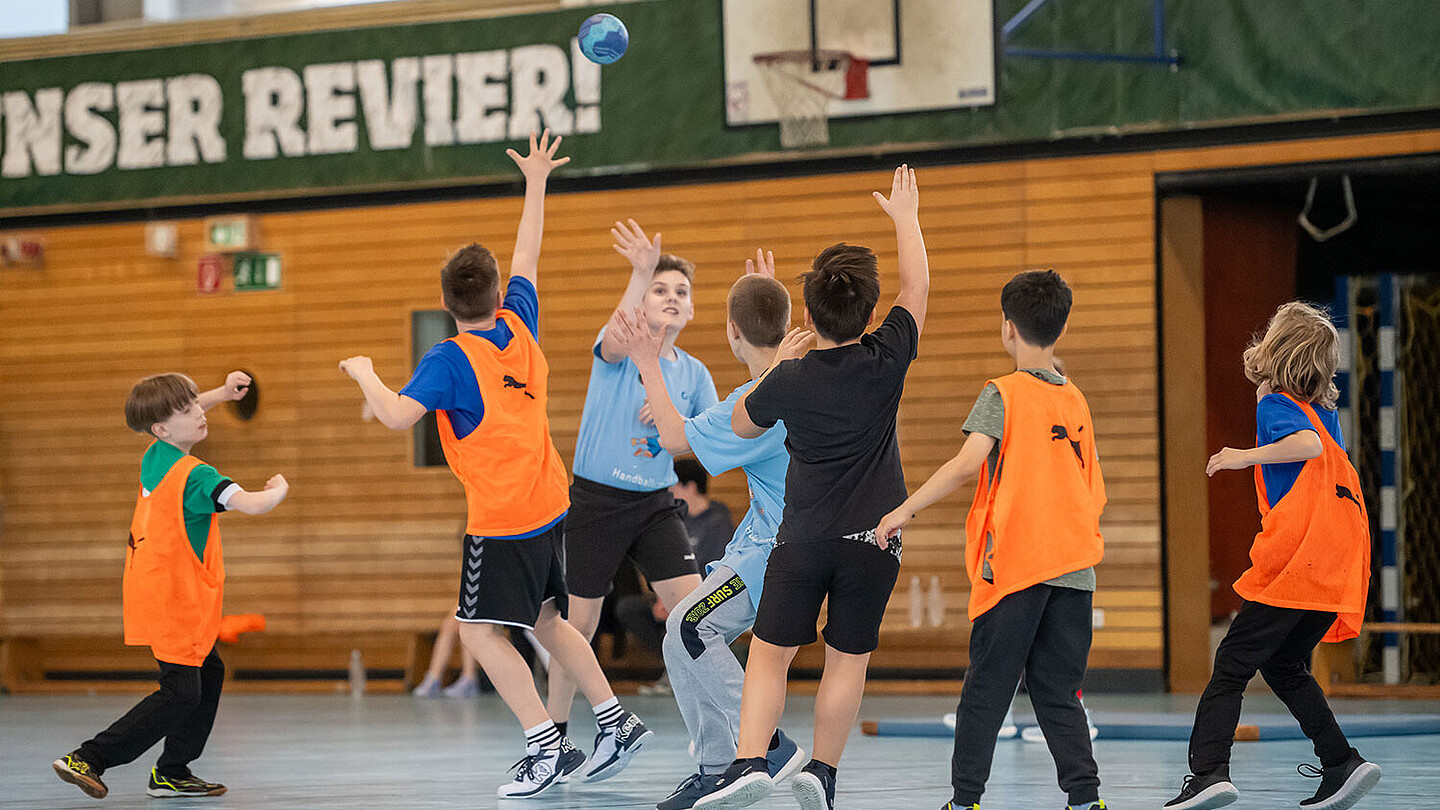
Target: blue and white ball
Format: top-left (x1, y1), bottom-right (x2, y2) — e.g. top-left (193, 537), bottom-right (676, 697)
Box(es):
top-left (578, 13), bottom-right (628, 65)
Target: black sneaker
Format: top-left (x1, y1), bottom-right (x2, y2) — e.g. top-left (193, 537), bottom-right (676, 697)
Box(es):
top-left (147, 768), bottom-right (227, 798)
top-left (52, 752), bottom-right (107, 799)
top-left (1298, 752), bottom-right (1381, 809)
top-left (791, 761), bottom-right (836, 810)
top-left (1164, 771), bottom-right (1239, 809)
top-left (657, 772), bottom-right (723, 810)
top-left (692, 758), bottom-right (771, 810)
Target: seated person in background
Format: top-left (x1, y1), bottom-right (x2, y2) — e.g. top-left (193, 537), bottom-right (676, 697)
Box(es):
top-left (617, 459), bottom-right (735, 692)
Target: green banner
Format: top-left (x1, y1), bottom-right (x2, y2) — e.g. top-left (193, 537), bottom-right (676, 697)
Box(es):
top-left (1, 0), bottom-right (1438, 215)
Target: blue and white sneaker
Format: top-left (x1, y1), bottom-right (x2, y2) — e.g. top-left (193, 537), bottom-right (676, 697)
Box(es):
top-left (658, 772), bottom-right (724, 810)
top-left (581, 710), bottom-right (653, 782)
top-left (497, 738), bottom-right (584, 798)
top-left (766, 729), bottom-right (806, 783)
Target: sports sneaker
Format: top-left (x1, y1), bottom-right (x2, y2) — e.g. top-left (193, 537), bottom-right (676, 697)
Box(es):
top-left (1068, 801), bottom-right (1107, 810)
top-left (692, 759), bottom-right (771, 809)
top-left (147, 768), bottom-right (227, 797)
top-left (52, 752), bottom-right (107, 799)
top-left (442, 676), bottom-right (479, 698)
top-left (1020, 706), bottom-right (1099, 743)
top-left (497, 739), bottom-right (585, 798)
top-left (581, 710), bottom-right (653, 782)
top-left (791, 762), bottom-right (836, 810)
top-left (940, 803), bottom-right (980, 810)
top-left (658, 772), bottom-right (723, 810)
top-left (1164, 771), bottom-right (1239, 809)
top-left (411, 674), bottom-right (442, 697)
top-left (1298, 752), bottom-right (1381, 809)
top-left (766, 729), bottom-right (806, 782)
top-left (943, 710), bottom-right (1017, 740)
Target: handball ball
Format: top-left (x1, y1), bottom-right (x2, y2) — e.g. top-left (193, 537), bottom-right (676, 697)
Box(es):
top-left (579, 13), bottom-right (628, 65)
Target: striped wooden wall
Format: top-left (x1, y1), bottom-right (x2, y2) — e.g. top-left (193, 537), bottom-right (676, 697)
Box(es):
top-left (4, 129), bottom-right (1439, 673)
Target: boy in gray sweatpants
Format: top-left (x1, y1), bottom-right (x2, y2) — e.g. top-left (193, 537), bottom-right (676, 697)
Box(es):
top-left (608, 250), bottom-right (806, 810)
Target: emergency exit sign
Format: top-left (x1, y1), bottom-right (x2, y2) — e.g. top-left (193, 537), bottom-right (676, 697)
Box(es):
top-left (233, 252), bottom-right (281, 291)
top-left (204, 215), bottom-right (257, 252)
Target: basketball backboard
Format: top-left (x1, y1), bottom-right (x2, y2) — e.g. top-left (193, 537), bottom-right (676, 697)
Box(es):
top-left (722, 0), bottom-right (995, 127)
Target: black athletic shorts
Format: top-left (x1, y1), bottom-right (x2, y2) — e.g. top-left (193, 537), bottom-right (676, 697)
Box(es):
top-left (751, 530), bottom-right (903, 655)
top-left (563, 476), bottom-right (698, 599)
top-left (455, 521), bottom-right (568, 629)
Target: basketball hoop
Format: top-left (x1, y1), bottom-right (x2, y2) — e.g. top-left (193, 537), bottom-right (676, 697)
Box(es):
top-left (753, 49), bottom-right (868, 148)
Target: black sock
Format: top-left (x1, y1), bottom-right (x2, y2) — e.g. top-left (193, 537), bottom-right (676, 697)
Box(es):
top-left (768, 731), bottom-right (782, 751)
top-left (555, 721), bottom-right (568, 738)
top-left (805, 759), bottom-right (837, 779)
top-left (732, 756), bottom-right (767, 772)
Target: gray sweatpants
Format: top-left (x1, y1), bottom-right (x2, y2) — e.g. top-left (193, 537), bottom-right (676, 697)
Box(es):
top-left (662, 565), bottom-right (756, 772)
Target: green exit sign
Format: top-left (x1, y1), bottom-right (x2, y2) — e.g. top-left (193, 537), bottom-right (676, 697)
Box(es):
top-left (234, 253), bottom-right (282, 291)
top-left (204, 215), bottom-right (257, 251)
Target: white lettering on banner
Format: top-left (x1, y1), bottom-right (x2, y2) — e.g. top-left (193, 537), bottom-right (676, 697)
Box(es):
top-left (455, 50), bottom-right (509, 145)
top-left (421, 55), bottom-right (455, 147)
top-left (116, 79), bottom-right (167, 170)
top-left (2, 88), bottom-right (63, 178)
top-left (63, 83), bottom-right (116, 175)
top-left (304, 62), bottom-right (358, 155)
top-left (508, 44), bottom-right (573, 139)
top-left (0, 41), bottom-right (602, 179)
top-left (165, 75), bottom-right (226, 166)
top-left (357, 57), bottom-right (420, 151)
top-left (242, 67), bottom-right (306, 160)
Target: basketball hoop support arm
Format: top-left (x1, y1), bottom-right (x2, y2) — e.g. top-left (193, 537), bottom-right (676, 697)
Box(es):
top-left (1003, 0), bottom-right (1180, 67)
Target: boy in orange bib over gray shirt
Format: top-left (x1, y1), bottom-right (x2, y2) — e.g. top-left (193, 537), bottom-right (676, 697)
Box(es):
top-left (54, 371), bottom-right (290, 800)
top-left (878, 269), bottom-right (1107, 810)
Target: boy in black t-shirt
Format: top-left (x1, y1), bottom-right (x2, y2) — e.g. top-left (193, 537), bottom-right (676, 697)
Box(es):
top-left (696, 166), bottom-right (929, 810)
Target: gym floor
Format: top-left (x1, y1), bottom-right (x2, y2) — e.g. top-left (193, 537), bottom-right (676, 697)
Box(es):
top-left (3, 692), bottom-right (1437, 808)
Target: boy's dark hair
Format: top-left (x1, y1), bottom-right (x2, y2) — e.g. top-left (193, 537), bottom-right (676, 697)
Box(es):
top-left (125, 373), bottom-right (199, 434)
top-left (441, 244), bottom-right (500, 322)
top-left (1000, 269), bottom-right (1073, 347)
top-left (727, 275), bottom-right (791, 348)
top-left (673, 457), bottom-right (708, 494)
top-left (655, 254), bottom-right (695, 283)
top-left (800, 243), bottom-right (880, 343)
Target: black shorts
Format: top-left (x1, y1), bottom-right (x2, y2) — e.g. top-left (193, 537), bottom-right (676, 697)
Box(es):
top-left (564, 476), bottom-right (698, 599)
top-left (751, 531), bottom-right (903, 655)
top-left (455, 522), bottom-right (568, 629)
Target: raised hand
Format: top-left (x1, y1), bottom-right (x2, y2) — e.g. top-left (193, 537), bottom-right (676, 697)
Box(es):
top-left (264, 474), bottom-right (289, 494)
top-left (611, 307), bottom-right (664, 363)
top-left (505, 129), bottom-right (570, 181)
top-left (223, 371), bottom-right (252, 401)
top-left (745, 248), bottom-right (776, 279)
top-left (338, 356), bottom-right (375, 381)
top-left (773, 327), bottom-right (816, 364)
top-left (611, 218), bottom-right (662, 274)
top-left (873, 164), bottom-right (919, 222)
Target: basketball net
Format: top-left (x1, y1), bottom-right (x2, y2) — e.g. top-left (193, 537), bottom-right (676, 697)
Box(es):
top-left (753, 50), bottom-right (868, 148)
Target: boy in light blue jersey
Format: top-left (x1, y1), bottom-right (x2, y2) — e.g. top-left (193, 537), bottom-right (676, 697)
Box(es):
top-left (548, 220), bottom-right (719, 745)
top-left (610, 250), bottom-right (807, 810)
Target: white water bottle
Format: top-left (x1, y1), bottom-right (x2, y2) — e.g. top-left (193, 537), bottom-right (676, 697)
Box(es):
top-left (908, 575), bottom-right (924, 628)
top-left (927, 575), bottom-right (945, 627)
top-left (348, 649), bottom-right (367, 697)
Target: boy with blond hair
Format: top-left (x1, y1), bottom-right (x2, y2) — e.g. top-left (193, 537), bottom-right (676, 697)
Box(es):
top-left (608, 249), bottom-right (807, 809)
